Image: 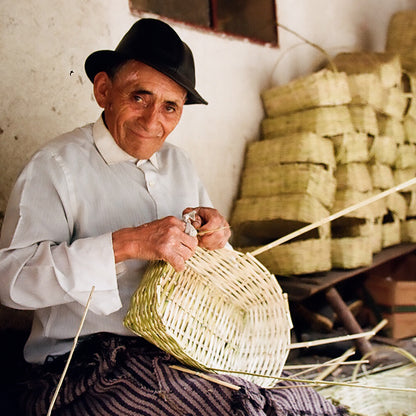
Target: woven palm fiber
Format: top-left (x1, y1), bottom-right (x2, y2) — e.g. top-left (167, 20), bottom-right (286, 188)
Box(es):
top-left (395, 143), bottom-right (416, 169)
top-left (261, 69), bottom-right (351, 117)
top-left (124, 246), bottom-right (292, 388)
top-left (394, 168), bottom-right (416, 192)
top-left (401, 218), bottom-right (416, 242)
top-left (404, 115), bottom-right (416, 144)
top-left (348, 104), bottom-right (379, 136)
top-left (261, 105), bottom-right (354, 139)
top-left (244, 132), bottom-right (336, 170)
top-left (231, 193), bottom-right (329, 241)
top-left (377, 113), bottom-right (405, 145)
top-left (239, 163), bottom-right (336, 208)
top-left (387, 9), bottom-right (416, 71)
top-left (332, 217), bottom-right (382, 254)
top-left (368, 135), bottom-right (397, 166)
top-left (322, 363), bottom-right (416, 416)
top-left (403, 72), bottom-right (416, 119)
top-left (331, 236), bottom-right (373, 269)
top-left (347, 73), bottom-right (384, 109)
top-left (406, 96), bottom-right (416, 120)
top-left (242, 238), bottom-right (331, 276)
top-left (370, 163), bottom-right (395, 190)
top-left (404, 191), bottom-right (416, 217)
top-left (382, 213), bottom-right (401, 249)
top-left (332, 189), bottom-right (387, 220)
top-left (334, 163), bottom-right (372, 192)
top-left (386, 192), bottom-right (408, 220)
top-left (331, 51), bottom-right (402, 89)
top-left (378, 86), bottom-right (408, 119)
top-left (330, 132), bottom-right (369, 164)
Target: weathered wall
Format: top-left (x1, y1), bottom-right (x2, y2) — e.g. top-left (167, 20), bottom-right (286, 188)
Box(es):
top-left (1, 0), bottom-right (416, 221)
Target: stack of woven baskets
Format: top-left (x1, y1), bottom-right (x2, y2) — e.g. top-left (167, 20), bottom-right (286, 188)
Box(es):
top-left (231, 10), bottom-right (416, 275)
top-left (386, 10), bottom-right (416, 243)
top-left (231, 69), bottom-right (346, 275)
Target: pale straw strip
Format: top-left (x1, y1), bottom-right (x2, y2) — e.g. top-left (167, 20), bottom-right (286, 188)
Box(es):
top-left (47, 286), bottom-right (95, 416)
top-left (289, 329), bottom-right (376, 350)
top-left (207, 367), bottom-right (416, 393)
top-left (289, 351), bottom-right (357, 379)
top-left (250, 176), bottom-right (416, 256)
top-left (314, 319), bottom-right (387, 381)
top-left (169, 365), bottom-right (240, 390)
top-left (284, 358), bottom-right (364, 371)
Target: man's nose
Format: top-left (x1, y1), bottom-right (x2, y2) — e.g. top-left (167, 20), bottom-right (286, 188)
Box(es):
top-left (140, 104), bottom-right (159, 129)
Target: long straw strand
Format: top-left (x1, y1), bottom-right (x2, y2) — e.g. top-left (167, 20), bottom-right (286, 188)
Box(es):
top-left (314, 319), bottom-right (388, 381)
top-left (46, 286), bottom-right (95, 416)
top-left (250, 176), bottom-right (416, 256)
top-left (204, 366), bottom-right (416, 393)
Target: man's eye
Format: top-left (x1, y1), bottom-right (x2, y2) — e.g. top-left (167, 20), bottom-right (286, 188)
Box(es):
top-left (165, 105), bottom-right (176, 113)
top-left (134, 95), bottom-right (143, 103)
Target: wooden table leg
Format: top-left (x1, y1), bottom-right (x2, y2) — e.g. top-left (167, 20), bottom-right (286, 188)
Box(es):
top-left (325, 286), bottom-right (373, 357)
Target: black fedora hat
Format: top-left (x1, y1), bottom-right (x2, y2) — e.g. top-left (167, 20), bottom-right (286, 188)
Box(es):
top-left (85, 18), bottom-right (207, 105)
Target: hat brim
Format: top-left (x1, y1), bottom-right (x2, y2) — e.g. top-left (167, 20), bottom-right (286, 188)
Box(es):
top-left (85, 50), bottom-right (207, 105)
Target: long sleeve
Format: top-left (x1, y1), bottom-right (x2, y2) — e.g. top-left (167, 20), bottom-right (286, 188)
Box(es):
top-left (0, 146), bottom-right (122, 316)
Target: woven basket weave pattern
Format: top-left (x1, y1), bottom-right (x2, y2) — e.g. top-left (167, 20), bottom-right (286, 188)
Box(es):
top-left (124, 247), bottom-right (292, 388)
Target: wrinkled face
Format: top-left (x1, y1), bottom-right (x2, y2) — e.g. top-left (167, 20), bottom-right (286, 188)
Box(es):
top-left (94, 61), bottom-right (186, 159)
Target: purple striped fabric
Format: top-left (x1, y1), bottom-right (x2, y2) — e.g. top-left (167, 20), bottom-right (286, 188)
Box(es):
top-left (14, 333), bottom-right (348, 416)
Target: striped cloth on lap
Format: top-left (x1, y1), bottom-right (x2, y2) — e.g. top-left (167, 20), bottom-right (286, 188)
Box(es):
top-left (14, 333), bottom-right (348, 416)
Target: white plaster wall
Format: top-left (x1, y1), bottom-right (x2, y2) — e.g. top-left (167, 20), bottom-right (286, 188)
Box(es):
top-left (1, 0), bottom-right (416, 221)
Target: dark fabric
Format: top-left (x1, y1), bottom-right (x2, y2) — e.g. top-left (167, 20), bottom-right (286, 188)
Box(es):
top-left (8, 333), bottom-right (348, 416)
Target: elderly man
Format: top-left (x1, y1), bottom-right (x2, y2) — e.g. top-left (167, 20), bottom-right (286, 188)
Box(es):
top-left (0, 18), bottom-right (346, 416)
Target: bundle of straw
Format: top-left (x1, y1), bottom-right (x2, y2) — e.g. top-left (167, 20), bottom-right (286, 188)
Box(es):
top-left (261, 105), bottom-right (354, 139)
top-left (244, 132), bottom-right (336, 170)
top-left (401, 219), bottom-right (416, 243)
top-left (261, 69), bottom-right (351, 117)
top-left (332, 190), bottom-right (387, 220)
top-left (231, 194), bottom-right (329, 241)
top-left (395, 144), bottom-right (416, 169)
top-left (369, 163), bottom-right (395, 190)
top-left (394, 168), bottom-right (416, 192)
top-left (334, 163), bottom-right (372, 192)
top-left (347, 73), bottom-right (384, 109)
top-left (376, 114), bottom-right (405, 145)
top-left (381, 213), bottom-right (401, 248)
top-left (368, 135), bottom-right (397, 166)
top-left (331, 236), bottom-right (373, 269)
top-left (330, 133), bottom-right (369, 164)
top-left (239, 163), bottom-right (336, 208)
top-left (403, 115), bottom-right (416, 144)
top-left (378, 86), bottom-right (408, 119)
top-left (349, 105), bottom-right (379, 136)
top-left (243, 238), bottom-right (332, 276)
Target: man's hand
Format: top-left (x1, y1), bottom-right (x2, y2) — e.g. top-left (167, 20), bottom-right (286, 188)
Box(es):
top-left (112, 216), bottom-right (198, 272)
top-left (182, 207), bottom-right (231, 250)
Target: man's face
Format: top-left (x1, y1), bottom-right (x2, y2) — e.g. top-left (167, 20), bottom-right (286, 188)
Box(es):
top-left (95, 61), bottom-right (187, 159)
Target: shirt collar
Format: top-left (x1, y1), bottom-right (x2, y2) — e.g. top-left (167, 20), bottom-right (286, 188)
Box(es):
top-left (93, 115), bottom-right (159, 169)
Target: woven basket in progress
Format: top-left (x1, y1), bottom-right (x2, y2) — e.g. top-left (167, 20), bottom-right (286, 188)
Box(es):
top-left (124, 246), bottom-right (292, 388)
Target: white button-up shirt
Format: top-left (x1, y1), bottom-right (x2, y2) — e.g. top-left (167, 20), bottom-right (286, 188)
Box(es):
top-left (0, 116), bottom-right (213, 363)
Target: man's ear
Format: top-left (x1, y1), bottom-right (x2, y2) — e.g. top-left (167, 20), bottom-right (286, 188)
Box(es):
top-left (93, 72), bottom-right (112, 109)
